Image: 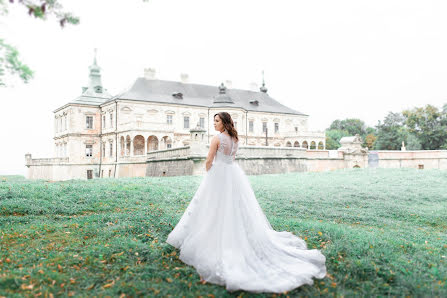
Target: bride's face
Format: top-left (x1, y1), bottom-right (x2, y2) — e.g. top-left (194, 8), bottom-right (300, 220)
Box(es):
top-left (214, 115), bottom-right (224, 132)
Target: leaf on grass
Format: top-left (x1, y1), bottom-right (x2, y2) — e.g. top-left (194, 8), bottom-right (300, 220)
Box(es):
top-left (318, 231), bottom-right (323, 236)
top-left (86, 284), bottom-right (95, 290)
top-left (103, 280), bottom-right (115, 288)
top-left (113, 251), bottom-right (124, 258)
top-left (20, 283), bottom-right (34, 290)
top-left (166, 278), bottom-right (172, 283)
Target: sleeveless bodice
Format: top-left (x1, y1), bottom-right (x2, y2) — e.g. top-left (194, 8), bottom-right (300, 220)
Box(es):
top-left (215, 132), bottom-right (239, 164)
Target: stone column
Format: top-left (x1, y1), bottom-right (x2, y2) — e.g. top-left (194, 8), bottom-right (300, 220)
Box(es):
top-left (130, 140), bottom-right (134, 156)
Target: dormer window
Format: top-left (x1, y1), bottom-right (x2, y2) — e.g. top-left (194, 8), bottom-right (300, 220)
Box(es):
top-left (249, 100), bottom-right (259, 106)
top-left (94, 86), bottom-right (103, 93)
top-left (172, 92), bottom-right (183, 99)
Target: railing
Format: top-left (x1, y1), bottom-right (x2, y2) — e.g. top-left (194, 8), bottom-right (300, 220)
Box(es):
top-left (27, 157), bottom-right (69, 165)
top-left (147, 146), bottom-right (191, 160)
top-left (237, 146), bottom-right (307, 158)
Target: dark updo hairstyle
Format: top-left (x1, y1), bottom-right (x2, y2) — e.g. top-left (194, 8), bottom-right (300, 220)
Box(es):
top-left (214, 112), bottom-right (239, 142)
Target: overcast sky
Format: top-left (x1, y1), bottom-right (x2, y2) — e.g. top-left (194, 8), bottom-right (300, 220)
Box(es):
top-left (1, 0), bottom-right (447, 175)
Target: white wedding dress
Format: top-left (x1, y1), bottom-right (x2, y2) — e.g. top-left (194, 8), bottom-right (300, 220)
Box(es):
top-left (166, 132), bottom-right (326, 293)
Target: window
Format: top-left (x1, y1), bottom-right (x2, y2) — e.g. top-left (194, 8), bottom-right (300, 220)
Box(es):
top-left (109, 169), bottom-right (112, 177)
top-left (234, 121), bottom-right (237, 129)
top-left (249, 120), bottom-right (254, 132)
top-left (109, 142), bottom-right (113, 157)
top-left (274, 122), bottom-right (279, 133)
top-left (86, 145), bottom-right (93, 157)
top-left (102, 143), bottom-right (106, 156)
top-left (295, 126), bottom-right (298, 133)
top-left (184, 116), bottom-right (190, 129)
top-left (110, 113), bottom-right (113, 128)
top-left (199, 117), bottom-right (205, 128)
top-left (86, 116), bottom-right (93, 129)
top-left (87, 170), bottom-right (93, 179)
top-left (167, 143), bottom-right (172, 149)
top-left (101, 170), bottom-right (104, 178)
top-left (167, 115), bottom-right (173, 125)
top-left (103, 115), bottom-right (106, 128)
top-left (262, 122), bottom-right (267, 133)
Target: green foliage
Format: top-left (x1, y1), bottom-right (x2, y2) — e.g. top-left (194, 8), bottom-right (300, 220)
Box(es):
top-left (5, 0), bottom-right (79, 26)
top-left (325, 129), bottom-right (350, 150)
top-left (0, 0), bottom-right (79, 86)
top-left (373, 112), bottom-right (408, 150)
top-left (402, 104), bottom-right (447, 150)
top-left (329, 118), bottom-right (367, 136)
top-left (326, 119), bottom-right (376, 149)
top-left (0, 39), bottom-right (34, 86)
top-left (406, 133), bottom-right (422, 150)
top-left (1, 170), bottom-right (446, 297)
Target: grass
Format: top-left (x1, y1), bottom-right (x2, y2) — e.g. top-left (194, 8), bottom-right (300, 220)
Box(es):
top-left (0, 168), bottom-right (446, 297)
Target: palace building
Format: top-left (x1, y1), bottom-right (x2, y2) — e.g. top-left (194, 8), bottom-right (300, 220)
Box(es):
top-left (25, 54), bottom-right (326, 180)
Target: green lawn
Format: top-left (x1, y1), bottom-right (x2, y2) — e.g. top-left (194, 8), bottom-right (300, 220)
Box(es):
top-left (0, 168), bottom-right (446, 297)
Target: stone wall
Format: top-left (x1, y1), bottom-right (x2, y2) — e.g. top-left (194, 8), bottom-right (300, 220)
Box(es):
top-left (370, 150), bottom-right (447, 170)
top-left (146, 159), bottom-right (195, 177)
top-left (26, 144), bottom-right (447, 181)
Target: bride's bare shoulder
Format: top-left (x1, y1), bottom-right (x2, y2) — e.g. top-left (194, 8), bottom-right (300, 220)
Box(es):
top-left (211, 135), bottom-right (220, 145)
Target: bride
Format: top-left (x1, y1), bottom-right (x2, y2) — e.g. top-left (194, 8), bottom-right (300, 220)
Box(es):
top-left (166, 112), bottom-right (326, 293)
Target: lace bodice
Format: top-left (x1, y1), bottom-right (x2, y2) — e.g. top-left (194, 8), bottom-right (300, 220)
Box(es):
top-left (215, 132), bottom-right (239, 164)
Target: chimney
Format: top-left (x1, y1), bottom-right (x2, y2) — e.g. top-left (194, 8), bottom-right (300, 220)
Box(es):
top-left (249, 82), bottom-right (258, 91)
top-left (225, 80), bottom-right (232, 88)
top-left (180, 73), bottom-right (189, 83)
top-left (144, 68), bottom-right (156, 80)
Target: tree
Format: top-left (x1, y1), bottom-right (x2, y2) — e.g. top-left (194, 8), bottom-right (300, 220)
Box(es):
top-left (364, 134), bottom-right (377, 150)
top-left (327, 118), bottom-right (376, 149)
top-left (402, 104), bottom-right (447, 150)
top-left (405, 133), bottom-right (422, 150)
top-left (0, 0), bottom-right (79, 86)
top-left (373, 112), bottom-right (407, 150)
top-left (329, 118), bottom-right (367, 136)
top-left (325, 129), bottom-right (350, 150)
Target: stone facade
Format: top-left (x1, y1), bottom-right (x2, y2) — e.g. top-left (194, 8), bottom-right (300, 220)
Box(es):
top-left (26, 55), bottom-right (328, 181)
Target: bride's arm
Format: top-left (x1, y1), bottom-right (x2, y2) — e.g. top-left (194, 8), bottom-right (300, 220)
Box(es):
top-left (205, 136), bottom-right (219, 171)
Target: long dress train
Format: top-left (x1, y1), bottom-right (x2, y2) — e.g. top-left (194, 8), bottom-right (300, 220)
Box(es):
top-left (166, 132), bottom-right (326, 293)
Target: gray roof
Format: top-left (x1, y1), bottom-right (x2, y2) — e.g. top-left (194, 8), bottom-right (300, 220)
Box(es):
top-left (106, 78), bottom-right (307, 116)
top-left (69, 93), bottom-right (112, 106)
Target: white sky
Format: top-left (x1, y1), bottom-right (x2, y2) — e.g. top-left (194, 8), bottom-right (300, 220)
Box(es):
top-left (1, 0), bottom-right (447, 175)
